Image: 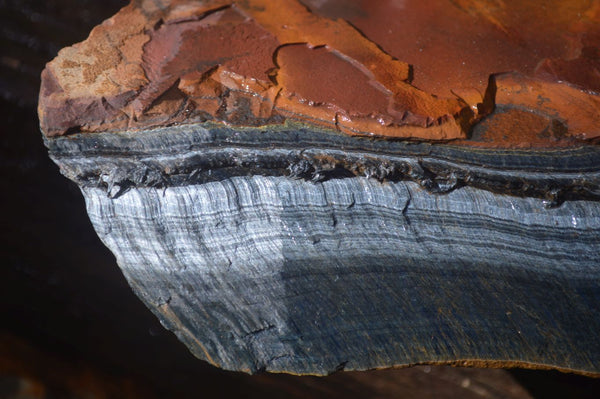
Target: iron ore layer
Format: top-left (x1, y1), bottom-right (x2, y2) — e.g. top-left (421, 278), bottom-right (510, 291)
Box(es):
top-left (38, 0), bottom-right (600, 143)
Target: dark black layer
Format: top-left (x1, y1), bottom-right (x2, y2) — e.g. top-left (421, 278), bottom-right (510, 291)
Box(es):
top-left (45, 122), bottom-right (600, 203)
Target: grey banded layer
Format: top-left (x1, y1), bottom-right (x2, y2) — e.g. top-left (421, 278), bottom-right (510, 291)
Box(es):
top-left (84, 176), bottom-right (600, 375)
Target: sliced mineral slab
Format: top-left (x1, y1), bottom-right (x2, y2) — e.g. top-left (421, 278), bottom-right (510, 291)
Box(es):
top-left (39, 0), bottom-right (600, 375)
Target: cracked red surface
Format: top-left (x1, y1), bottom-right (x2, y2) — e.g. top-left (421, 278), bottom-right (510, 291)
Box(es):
top-left (38, 0), bottom-right (600, 147)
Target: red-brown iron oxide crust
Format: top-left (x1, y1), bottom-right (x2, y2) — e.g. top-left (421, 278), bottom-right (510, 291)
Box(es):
top-left (38, 0), bottom-right (600, 147)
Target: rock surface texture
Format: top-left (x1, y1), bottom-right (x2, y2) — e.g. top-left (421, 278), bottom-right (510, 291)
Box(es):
top-left (39, 0), bottom-right (600, 375)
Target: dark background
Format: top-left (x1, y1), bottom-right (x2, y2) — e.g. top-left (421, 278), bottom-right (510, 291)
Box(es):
top-left (1, 0), bottom-right (599, 397)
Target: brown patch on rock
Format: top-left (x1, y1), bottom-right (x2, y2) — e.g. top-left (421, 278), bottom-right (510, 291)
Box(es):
top-left (128, 6), bottom-right (280, 120)
top-left (38, 0), bottom-right (232, 136)
top-left (311, 0), bottom-right (600, 98)
top-left (275, 44), bottom-right (464, 139)
top-left (535, 28), bottom-right (600, 93)
top-left (491, 73), bottom-right (600, 141)
top-left (467, 108), bottom-right (574, 149)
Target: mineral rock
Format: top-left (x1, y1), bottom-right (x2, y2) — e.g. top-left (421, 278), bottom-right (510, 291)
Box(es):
top-left (39, 0), bottom-right (600, 375)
